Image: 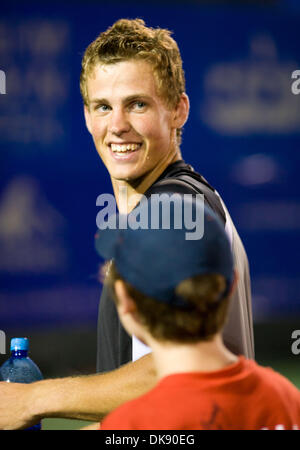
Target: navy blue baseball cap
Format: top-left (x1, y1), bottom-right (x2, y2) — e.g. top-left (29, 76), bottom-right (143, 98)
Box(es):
top-left (95, 196), bottom-right (234, 309)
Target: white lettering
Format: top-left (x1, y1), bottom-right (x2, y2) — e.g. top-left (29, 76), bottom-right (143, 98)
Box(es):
top-left (0, 330), bottom-right (5, 354)
top-left (96, 192), bottom-right (205, 240)
top-left (127, 196), bottom-right (149, 230)
top-left (184, 194), bottom-right (204, 240)
top-left (150, 193), bottom-right (183, 230)
top-left (0, 70), bottom-right (5, 94)
top-left (96, 194), bottom-right (117, 229)
top-left (149, 434), bottom-right (195, 444)
top-left (291, 329), bottom-right (300, 355)
top-left (105, 434), bottom-right (139, 447)
top-left (291, 70), bottom-right (300, 95)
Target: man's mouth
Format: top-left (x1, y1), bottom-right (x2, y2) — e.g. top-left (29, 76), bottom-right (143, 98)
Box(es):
top-left (110, 143), bottom-right (142, 156)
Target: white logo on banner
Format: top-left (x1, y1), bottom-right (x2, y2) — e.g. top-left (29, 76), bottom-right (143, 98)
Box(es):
top-left (0, 70), bottom-right (5, 94)
top-left (0, 330), bottom-right (5, 354)
top-left (291, 70), bottom-right (300, 95)
top-left (0, 176), bottom-right (68, 273)
top-left (201, 34), bottom-right (300, 134)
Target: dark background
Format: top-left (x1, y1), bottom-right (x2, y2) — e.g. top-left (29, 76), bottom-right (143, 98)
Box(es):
top-left (0, 0), bottom-right (299, 395)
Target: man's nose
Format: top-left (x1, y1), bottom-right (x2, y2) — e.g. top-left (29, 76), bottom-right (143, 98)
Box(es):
top-left (108, 108), bottom-right (131, 135)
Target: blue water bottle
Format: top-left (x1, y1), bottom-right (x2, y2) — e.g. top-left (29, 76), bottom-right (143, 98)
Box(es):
top-left (0, 337), bottom-right (43, 430)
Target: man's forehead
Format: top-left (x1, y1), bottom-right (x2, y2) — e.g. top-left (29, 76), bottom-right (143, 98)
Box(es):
top-left (88, 59), bottom-right (154, 81)
top-left (86, 60), bottom-right (162, 101)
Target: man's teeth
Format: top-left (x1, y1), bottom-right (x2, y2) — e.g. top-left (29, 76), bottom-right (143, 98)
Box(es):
top-left (111, 143), bottom-right (140, 153)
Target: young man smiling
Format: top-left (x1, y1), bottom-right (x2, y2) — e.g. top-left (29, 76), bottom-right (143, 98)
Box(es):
top-left (84, 58), bottom-right (188, 217)
top-left (81, 18), bottom-right (254, 373)
top-left (0, 19), bottom-right (254, 430)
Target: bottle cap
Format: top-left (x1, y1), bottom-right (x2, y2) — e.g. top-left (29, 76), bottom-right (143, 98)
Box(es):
top-left (10, 337), bottom-right (29, 351)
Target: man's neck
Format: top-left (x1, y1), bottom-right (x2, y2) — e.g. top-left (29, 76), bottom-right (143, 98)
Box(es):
top-left (148, 334), bottom-right (239, 380)
top-left (111, 151), bottom-right (182, 213)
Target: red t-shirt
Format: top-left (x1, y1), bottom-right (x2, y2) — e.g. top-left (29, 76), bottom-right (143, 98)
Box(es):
top-left (101, 356), bottom-right (300, 430)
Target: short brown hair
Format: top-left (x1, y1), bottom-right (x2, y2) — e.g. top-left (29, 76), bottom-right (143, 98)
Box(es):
top-left (80, 18), bottom-right (186, 144)
top-left (103, 261), bottom-right (231, 343)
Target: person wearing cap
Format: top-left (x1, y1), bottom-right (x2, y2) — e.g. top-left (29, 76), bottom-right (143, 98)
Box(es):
top-left (97, 200), bottom-right (300, 430)
top-left (84, 18), bottom-right (253, 371)
top-left (0, 18), bottom-right (254, 430)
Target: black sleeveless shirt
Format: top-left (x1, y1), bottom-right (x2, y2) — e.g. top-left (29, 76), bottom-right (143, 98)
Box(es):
top-left (96, 160), bottom-right (254, 372)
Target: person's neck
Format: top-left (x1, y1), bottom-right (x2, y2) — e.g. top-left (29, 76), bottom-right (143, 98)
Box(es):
top-left (111, 151), bottom-right (182, 213)
top-left (148, 334), bottom-right (239, 380)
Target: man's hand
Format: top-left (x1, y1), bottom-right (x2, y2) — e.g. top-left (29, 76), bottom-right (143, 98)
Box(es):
top-left (0, 382), bottom-right (40, 430)
top-left (80, 422), bottom-right (100, 430)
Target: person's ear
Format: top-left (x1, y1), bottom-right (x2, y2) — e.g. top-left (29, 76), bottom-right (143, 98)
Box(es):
top-left (114, 280), bottom-right (149, 343)
top-left (114, 280), bottom-right (137, 317)
top-left (172, 93), bottom-right (190, 129)
top-left (84, 104), bottom-right (92, 135)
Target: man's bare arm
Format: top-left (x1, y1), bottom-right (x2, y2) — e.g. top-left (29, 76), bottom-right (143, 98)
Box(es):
top-left (0, 353), bottom-right (156, 430)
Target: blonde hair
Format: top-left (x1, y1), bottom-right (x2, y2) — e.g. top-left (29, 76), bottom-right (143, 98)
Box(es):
top-left (80, 18), bottom-right (186, 144)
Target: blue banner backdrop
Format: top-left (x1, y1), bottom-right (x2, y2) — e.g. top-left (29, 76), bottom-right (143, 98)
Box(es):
top-left (0, 1), bottom-right (300, 333)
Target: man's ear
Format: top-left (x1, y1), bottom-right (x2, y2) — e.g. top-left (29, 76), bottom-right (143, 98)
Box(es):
top-left (114, 280), bottom-right (137, 316)
top-left (172, 93), bottom-right (190, 129)
top-left (84, 104), bottom-right (92, 135)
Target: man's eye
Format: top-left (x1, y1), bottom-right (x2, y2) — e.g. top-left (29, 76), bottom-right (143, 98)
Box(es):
top-left (132, 101), bottom-right (146, 110)
top-left (97, 104), bottom-right (110, 112)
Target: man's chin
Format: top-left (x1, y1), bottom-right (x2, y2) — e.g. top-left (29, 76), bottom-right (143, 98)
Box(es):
top-left (111, 170), bottom-right (147, 185)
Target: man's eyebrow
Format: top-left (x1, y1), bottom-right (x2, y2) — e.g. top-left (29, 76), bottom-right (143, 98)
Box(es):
top-left (123, 94), bottom-right (152, 103)
top-left (89, 98), bottom-right (109, 106)
top-left (89, 94), bottom-right (152, 105)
